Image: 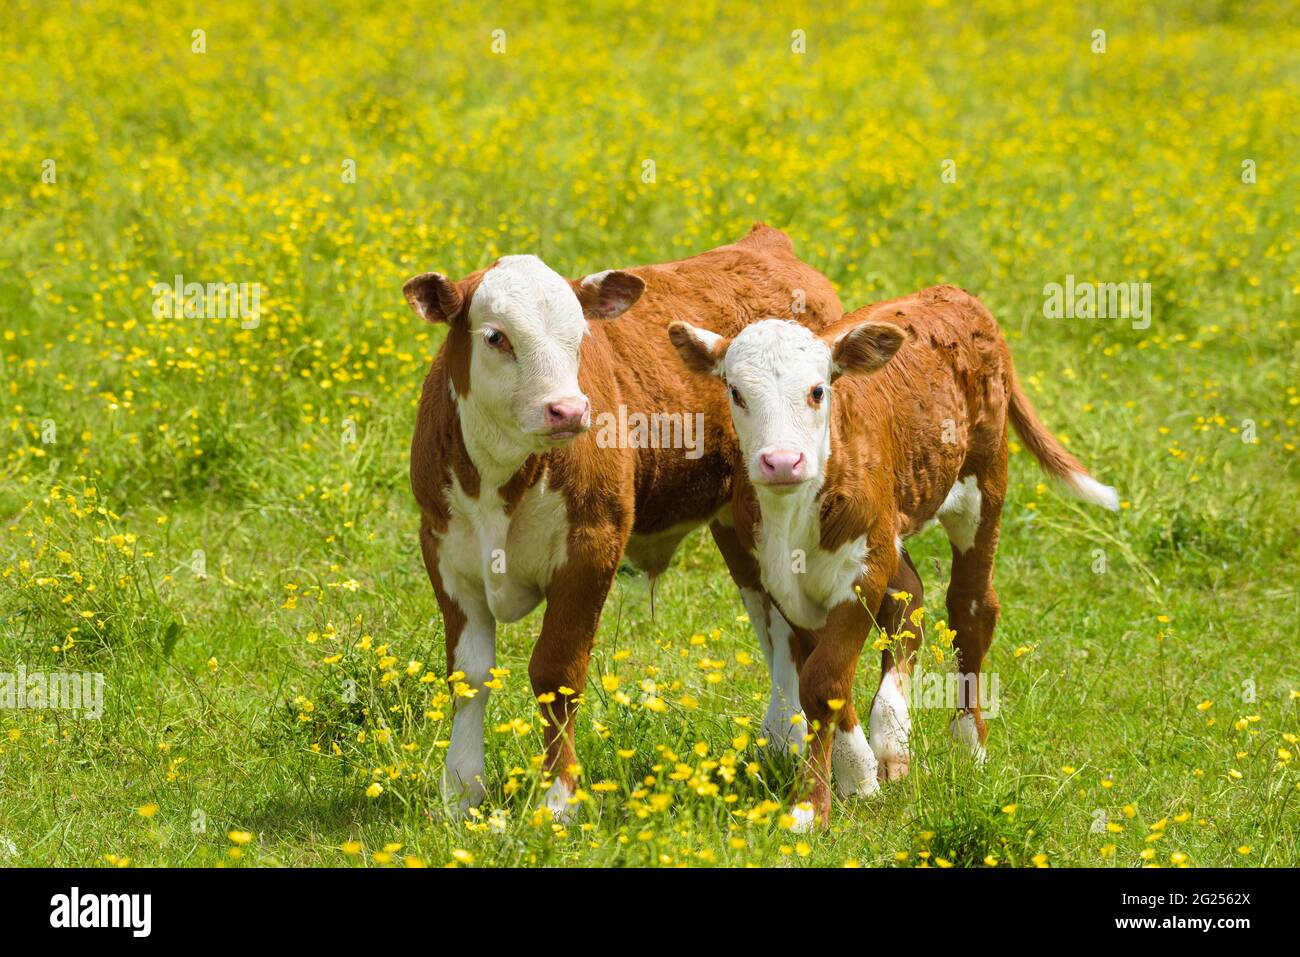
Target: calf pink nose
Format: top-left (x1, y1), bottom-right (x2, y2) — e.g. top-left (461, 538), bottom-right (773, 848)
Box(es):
top-left (545, 397), bottom-right (590, 433)
top-left (759, 450), bottom-right (806, 483)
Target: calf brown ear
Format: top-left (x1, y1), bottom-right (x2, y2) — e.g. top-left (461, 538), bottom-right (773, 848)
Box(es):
top-left (403, 272), bottom-right (464, 323)
top-left (668, 321), bottom-right (729, 376)
top-left (575, 270), bottom-right (645, 319)
top-left (829, 321), bottom-right (907, 380)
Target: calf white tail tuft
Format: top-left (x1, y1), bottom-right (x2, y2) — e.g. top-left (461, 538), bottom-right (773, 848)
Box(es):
top-left (1007, 367), bottom-right (1118, 512)
top-left (1064, 470), bottom-right (1120, 511)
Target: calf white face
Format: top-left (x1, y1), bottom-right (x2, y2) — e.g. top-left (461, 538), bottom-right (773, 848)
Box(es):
top-left (669, 318), bottom-right (906, 492)
top-left (404, 256), bottom-right (643, 450)
top-left (467, 256), bottom-right (591, 441)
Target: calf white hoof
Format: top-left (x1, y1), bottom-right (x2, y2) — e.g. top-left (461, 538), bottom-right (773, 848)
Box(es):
top-left (761, 715), bottom-right (807, 758)
top-left (832, 724), bottom-right (881, 798)
top-left (837, 772), bottom-right (882, 799)
top-left (789, 802), bottom-right (818, 833)
top-left (441, 768), bottom-right (486, 818)
top-left (949, 713), bottom-right (988, 766)
top-left (876, 758), bottom-right (910, 782)
top-left (869, 671), bottom-right (912, 782)
top-left (542, 778), bottom-right (578, 823)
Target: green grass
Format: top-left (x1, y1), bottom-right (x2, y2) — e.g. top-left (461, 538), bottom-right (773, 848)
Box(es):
top-left (0, 0), bottom-right (1297, 868)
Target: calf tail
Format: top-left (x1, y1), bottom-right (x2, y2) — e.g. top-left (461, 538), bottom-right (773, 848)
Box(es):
top-left (1007, 368), bottom-right (1119, 511)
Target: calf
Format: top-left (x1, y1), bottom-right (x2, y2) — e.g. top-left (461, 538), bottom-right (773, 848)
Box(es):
top-left (670, 285), bottom-right (1118, 826)
top-left (405, 225), bottom-right (843, 818)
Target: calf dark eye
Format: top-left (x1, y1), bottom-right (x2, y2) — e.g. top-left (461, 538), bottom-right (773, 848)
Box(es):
top-left (810, 384), bottom-right (826, 404)
top-left (729, 385), bottom-right (745, 409)
top-left (483, 328), bottom-right (514, 356)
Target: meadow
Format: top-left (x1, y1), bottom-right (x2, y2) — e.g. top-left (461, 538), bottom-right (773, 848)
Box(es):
top-left (0, 0), bottom-right (1296, 868)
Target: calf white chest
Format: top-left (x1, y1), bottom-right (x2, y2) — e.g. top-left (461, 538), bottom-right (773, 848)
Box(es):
top-left (752, 488), bottom-right (868, 630)
top-left (438, 474), bottom-right (571, 623)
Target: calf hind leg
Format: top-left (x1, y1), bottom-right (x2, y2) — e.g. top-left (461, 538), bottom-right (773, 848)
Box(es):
top-left (830, 552), bottom-right (927, 796)
top-left (869, 546), bottom-right (925, 782)
top-left (940, 467), bottom-right (1005, 761)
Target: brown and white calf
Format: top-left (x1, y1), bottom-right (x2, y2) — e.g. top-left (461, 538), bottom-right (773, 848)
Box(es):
top-left (670, 284), bottom-right (1118, 826)
top-left (405, 225), bottom-right (844, 818)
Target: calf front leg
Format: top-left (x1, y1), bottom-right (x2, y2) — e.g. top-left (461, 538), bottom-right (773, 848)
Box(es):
top-left (710, 521), bottom-right (806, 756)
top-left (422, 527), bottom-right (496, 816)
top-left (795, 552), bottom-right (893, 828)
top-left (530, 536), bottom-right (620, 822)
top-left (443, 597), bottom-right (496, 812)
top-left (739, 589), bottom-right (808, 755)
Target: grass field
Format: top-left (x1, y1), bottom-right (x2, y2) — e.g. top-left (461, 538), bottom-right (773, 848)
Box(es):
top-left (1, 0), bottom-right (1297, 868)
